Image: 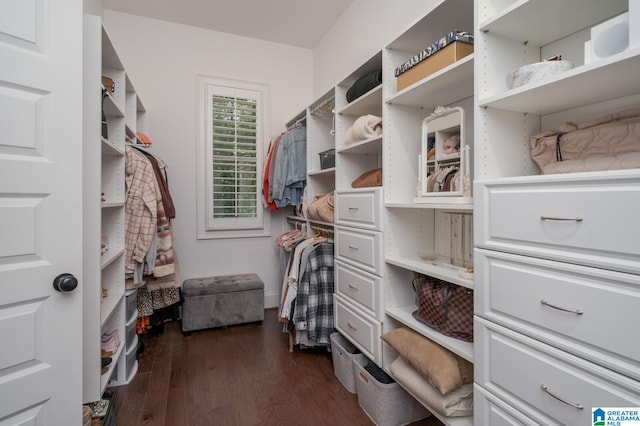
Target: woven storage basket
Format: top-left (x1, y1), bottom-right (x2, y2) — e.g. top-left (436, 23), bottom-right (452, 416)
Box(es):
top-left (354, 354), bottom-right (430, 425)
top-left (330, 332), bottom-right (360, 393)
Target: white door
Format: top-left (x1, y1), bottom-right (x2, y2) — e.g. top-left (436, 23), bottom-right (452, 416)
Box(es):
top-left (0, 0), bottom-right (84, 424)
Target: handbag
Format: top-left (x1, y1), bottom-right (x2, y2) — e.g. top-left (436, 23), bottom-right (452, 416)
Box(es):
top-left (351, 168), bottom-right (382, 188)
top-left (411, 272), bottom-right (473, 342)
top-left (306, 192), bottom-right (334, 223)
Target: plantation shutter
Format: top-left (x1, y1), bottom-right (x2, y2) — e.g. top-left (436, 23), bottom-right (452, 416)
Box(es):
top-left (206, 84), bottom-right (262, 230)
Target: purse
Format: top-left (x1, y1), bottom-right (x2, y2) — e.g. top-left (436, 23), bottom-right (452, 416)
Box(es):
top-left (351, 168), bottom-right (382, 188)
top-left (306, 192), bottom-right (334, 223)
top-left (411, 272), bottom-right (473, 342)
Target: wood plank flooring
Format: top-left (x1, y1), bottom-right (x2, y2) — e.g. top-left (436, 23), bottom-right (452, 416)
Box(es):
top-left (112, 308), bottom-right (445, 426)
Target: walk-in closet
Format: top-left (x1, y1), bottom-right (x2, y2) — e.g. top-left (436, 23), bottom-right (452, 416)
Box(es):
top-left (1, 0), bottom-right (638, 425)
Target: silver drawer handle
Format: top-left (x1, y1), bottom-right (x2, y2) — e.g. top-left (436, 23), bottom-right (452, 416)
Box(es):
top-left (347, 322), bottom-right (357, 330)
top-left (348, 245), bottom-right (359, 250)
top-left (541, 385), bottom-right (584, 409)
top-left (348, 284), bottom-right (359, 291)
top-left (348, 207), bottom-right (359, 211)
top-left (540, 216), bottom-right (583, 222)
top-left (541, 299), bottom-right (584, 315)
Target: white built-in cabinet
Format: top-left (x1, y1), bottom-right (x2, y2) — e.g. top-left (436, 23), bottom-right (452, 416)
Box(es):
top-left (287, 0), bottom-right (640, 423)
top-left (333, 52), bottom-right (386, 364)
top-left (289, 0), bottom-right (478, 423)
top-left (473, 0), bottom-right (640, 424)
top-left (83, 18), bottom-right (145, 403)
top-left (380, 1), bottom-right (475, 425)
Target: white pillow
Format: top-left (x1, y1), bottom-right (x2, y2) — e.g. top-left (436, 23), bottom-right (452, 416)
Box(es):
top-left (389, 356), bottom-right (473, 417)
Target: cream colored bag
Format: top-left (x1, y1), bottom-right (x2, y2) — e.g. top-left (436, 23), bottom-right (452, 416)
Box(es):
top-left (530, 106), bottom-right (640, 174)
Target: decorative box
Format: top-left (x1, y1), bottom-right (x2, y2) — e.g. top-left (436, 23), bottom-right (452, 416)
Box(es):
top-left (506, 60), bottom-right (574, 89)
top-left (396, 30), bottom-right (473, 91)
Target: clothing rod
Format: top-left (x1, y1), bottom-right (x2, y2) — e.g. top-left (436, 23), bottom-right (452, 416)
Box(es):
top-left (286, 117), bottom-right (306, 130)
top-left (309, 95), bottom-right (335, 116)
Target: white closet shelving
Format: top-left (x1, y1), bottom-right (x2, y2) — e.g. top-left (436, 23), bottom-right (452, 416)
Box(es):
top-left (304, 89), bottom-right (336, 207)
top-left (331, 51), bottom-right (387, 363)
top-left (473, 0), bottom-right (640, 424)
top-left (83, 19), bottom-right (145, 403)
top-left (379, 0), bottom-right (475, 424)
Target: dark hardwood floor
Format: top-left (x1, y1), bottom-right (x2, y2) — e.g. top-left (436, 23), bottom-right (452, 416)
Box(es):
top-left (112, 308), bottom-right (444, 426)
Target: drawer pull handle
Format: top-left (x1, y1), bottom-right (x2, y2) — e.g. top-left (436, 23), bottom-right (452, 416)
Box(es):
top-left (540, 216), bottom-right (583, 222)
top-left (348, 245), bottom-right (359, 250)
top-left (541, 385), bottom-right (584, 409)
top-left (348, 284), bottom-right (359, 291)
top-left (348, 207), bottom-right (359, 211)
top-left (541, 299), bottom-right (584, 315)
top-left (347, 322), bottom-right (357, 330)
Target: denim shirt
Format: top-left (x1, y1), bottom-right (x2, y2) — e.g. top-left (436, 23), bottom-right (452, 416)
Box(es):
top-left (271, 125), bottom-right (307, 205)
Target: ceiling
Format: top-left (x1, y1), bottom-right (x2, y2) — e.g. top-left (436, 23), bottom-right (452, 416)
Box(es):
top-left (102, 0), bottom-right (355, 49)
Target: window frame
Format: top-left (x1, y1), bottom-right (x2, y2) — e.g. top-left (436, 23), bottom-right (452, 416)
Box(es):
top-left (196, 75), bottom-right (271, 239)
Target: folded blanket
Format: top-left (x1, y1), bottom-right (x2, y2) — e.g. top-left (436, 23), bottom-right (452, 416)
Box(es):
top-left (346, 69), bottom-right (382, 103)
top-left (345, 114), bottom-right (382, 145)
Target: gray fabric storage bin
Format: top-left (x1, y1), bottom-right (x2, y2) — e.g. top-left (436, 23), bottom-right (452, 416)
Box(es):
top-left (181, 273), bottom-right (264, 333)
top-left (330, 332), bottom-right (361, 393)
top-left (354, 354), bottom-right (430, 426)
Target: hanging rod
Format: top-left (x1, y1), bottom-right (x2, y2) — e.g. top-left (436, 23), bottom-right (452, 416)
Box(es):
top-left (310, 95), bottom-right (335, 117)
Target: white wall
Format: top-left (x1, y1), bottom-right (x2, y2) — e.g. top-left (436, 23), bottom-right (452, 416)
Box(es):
top-left (103, 11), bottom-right (313, 307)
top-left (312, 0), bottom-right (439, 97)
top-left (101, 1), bottom-right (443, 309)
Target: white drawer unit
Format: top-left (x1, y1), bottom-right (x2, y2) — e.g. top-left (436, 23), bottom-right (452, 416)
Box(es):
top-left (334, 296), bottom-right (382, 363)
top-left (334, 226), bottom-right (383, 276)
top-left (475, 249), bottom-right (640, 380)
top-left (476, 318), bottom-right (640, 426)
top-left (474, 385), bottom-right (543, 426)
top-left (335, 259), bottom-right (382, 319)
top-left (335, 188), bottom-right (383, 231)
top-left (475, 173), bottom-right (640, 274)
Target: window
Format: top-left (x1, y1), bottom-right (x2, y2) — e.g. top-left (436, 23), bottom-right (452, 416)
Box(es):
top-left (197, 76), bottom-right (270, 238)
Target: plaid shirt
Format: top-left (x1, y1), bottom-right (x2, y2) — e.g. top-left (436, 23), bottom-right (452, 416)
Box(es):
top-left (293, 241), bottom-right (334, 344)
top-left (125, 146), bottom-right (157, 273)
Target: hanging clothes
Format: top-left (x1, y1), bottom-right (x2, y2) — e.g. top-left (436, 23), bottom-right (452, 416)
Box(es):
top-left (125, 146), bottom-right (157, 278)
top-left (124, 144), bottom-right (181, 334)
top-left (292, 240), bottom-right (335, 345)
top-left (262, 132), bottom-right (284, 211)
top-left (268, 124), bottom-right (307, 208)
top-left (274, 225), bottom-right (335, 349)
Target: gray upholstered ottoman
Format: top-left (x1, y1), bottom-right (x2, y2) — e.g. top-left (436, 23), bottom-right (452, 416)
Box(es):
top-left (181, 273), bottom-right (264, 333)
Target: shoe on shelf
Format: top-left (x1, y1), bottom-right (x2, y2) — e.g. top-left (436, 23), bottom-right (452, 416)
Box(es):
top-left (100, 356), bottom-right (112, 374)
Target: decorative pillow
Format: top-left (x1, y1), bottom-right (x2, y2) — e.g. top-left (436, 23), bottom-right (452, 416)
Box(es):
top-left (390, 356), bottom-right (473, 417)
top-left (381, 327), bottom-right (473, 394)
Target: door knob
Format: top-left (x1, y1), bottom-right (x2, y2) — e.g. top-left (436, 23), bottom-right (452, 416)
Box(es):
top-left (53, 273), bottom-right (78, 293)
